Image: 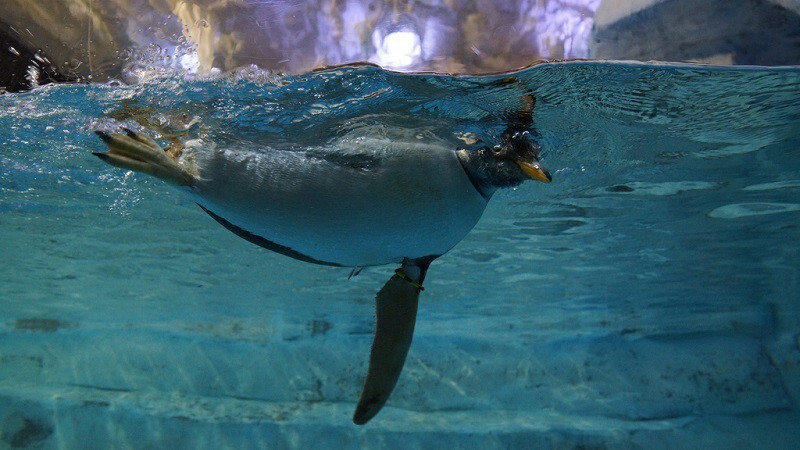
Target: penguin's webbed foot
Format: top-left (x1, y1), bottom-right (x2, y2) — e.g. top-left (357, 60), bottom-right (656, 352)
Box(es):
top-left (93, 129), bottom-right (195, 186)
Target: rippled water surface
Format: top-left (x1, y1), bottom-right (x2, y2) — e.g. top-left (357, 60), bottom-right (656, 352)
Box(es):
top-left (1, 61), bottom-right (799, 448)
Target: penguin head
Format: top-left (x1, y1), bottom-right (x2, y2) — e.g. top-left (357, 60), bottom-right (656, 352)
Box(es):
top-left (458, 129), bottom-right (551, 198)
top-left (487, 130), bottom-right (551, 185)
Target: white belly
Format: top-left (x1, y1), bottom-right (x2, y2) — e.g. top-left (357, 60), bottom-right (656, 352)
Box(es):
top-left (183, 137), bottom-right (488, 267)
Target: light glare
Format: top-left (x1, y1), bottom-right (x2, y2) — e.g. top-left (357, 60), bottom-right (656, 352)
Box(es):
top-left (377, 30), bottom-right (421, 69)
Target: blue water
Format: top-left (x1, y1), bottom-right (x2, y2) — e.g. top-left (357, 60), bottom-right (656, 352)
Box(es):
top-left (1, 61), bottom-right (799, 448)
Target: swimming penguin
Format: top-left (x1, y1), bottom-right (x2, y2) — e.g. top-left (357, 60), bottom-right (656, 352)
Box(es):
top-left (93, 93), bottom-right (551, 425)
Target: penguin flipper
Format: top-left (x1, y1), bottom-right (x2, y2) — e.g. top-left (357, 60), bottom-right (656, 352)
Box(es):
top-left (352, 261), bottom-right (430, 425)
top-left (93, 129), bottom-right (195, 186)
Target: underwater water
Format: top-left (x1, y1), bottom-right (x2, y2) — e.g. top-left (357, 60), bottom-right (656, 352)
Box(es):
top-left (1, 60), bottom-right (799, 448)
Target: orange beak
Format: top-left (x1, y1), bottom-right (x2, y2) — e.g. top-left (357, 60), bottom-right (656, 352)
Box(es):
top-left (516, 160), bottom-right (552, 183)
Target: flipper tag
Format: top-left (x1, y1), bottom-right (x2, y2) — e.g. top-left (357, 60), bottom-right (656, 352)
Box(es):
top-left (394, 268), bottom-right (424, 291)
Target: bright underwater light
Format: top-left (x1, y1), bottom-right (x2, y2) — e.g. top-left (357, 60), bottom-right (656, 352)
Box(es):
top-left (378, 30), bottom-right (421, 68)
top-left (372, 13), bottom-right (422, 70)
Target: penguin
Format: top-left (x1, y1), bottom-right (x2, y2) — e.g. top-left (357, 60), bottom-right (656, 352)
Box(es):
top-left (93, 93), bottom-right (551, 425)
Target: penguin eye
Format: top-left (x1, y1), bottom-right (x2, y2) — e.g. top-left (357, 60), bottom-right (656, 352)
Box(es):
top-left (491, 145), bottom-right (503, 155)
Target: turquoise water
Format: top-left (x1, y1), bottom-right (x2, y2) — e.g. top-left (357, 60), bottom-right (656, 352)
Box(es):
top-left (1, 61), bottom-right (800, 448)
